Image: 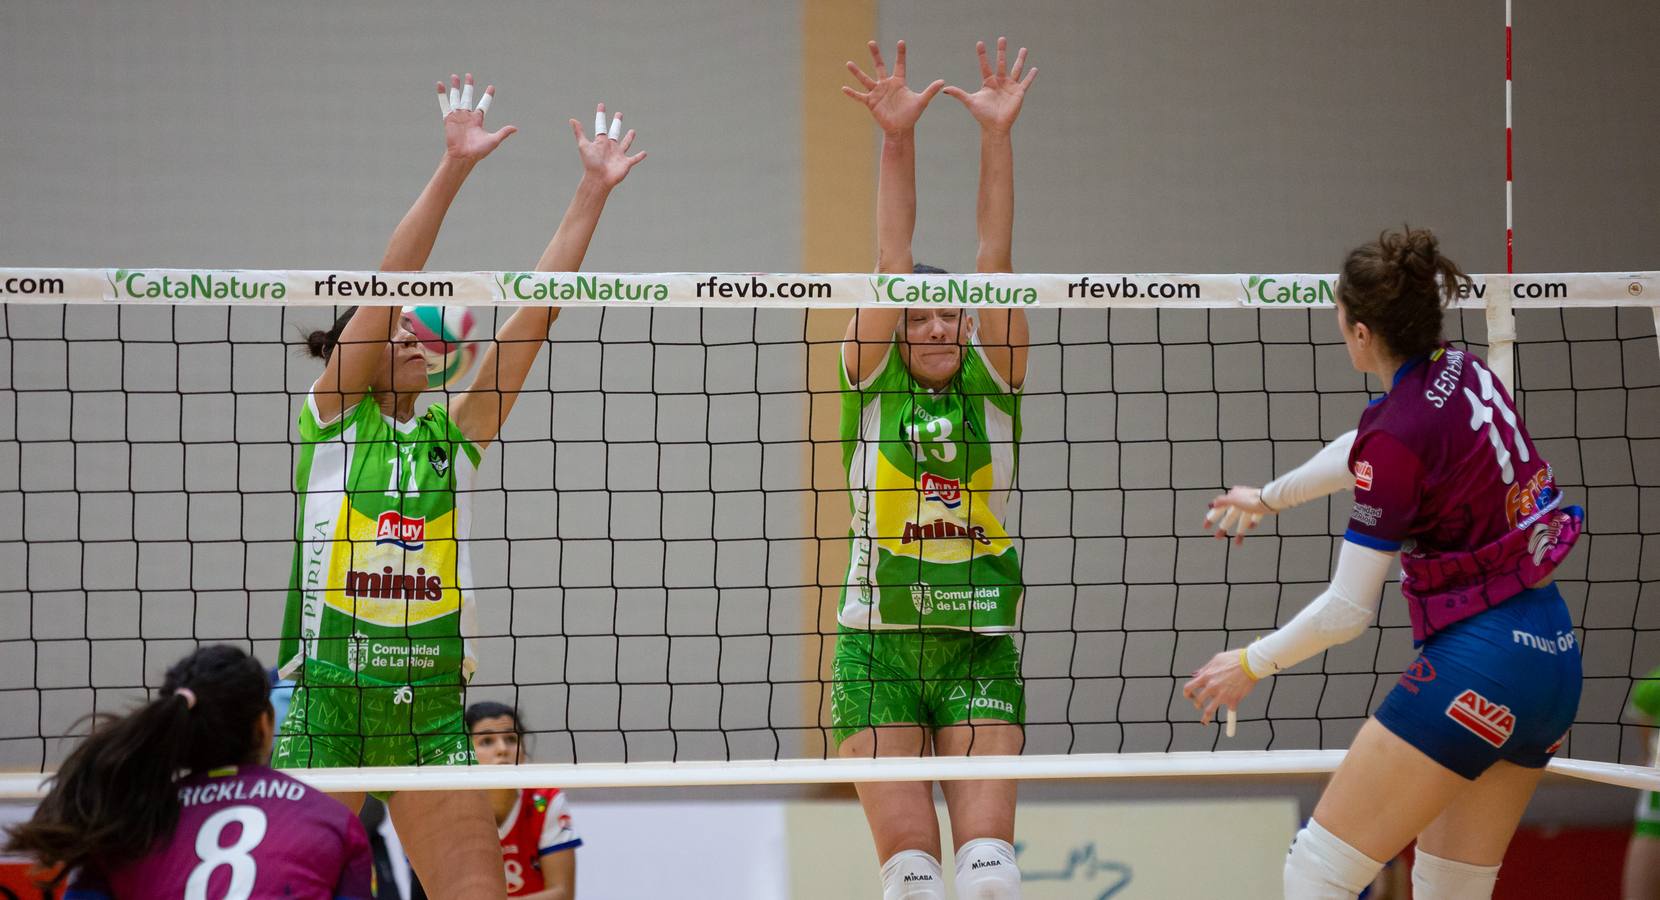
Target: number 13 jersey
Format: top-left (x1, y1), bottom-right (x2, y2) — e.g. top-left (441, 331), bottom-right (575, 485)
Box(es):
top-left (839, 338), bottom-right (1022, 632)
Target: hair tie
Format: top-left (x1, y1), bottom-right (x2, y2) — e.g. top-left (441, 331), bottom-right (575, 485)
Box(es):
top-left (173, 687), bottom-right (197, 710)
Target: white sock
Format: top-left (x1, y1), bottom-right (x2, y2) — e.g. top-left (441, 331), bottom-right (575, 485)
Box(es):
top-left (953, 837), bottom-right (1020, 899)
top-left (1283, 819), bottom-right (1386, 899)
top-left (1412, 848), bottom-right (1500, 900)
top-left (882, 849), bottom-right (945, 900)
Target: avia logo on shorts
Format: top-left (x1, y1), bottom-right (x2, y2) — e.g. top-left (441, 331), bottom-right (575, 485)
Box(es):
top-left (1398, 658), bottom-right (1437, 695)
top-left (921, 472), bottom-right (963, 509)
top-left (1353, 459), bottom-right (1375, 491)
top-left (1351, 502), bottom-right (1383, 527)
top-left (392, 685), bottom-right (413, 705)
top-left (1445, 689), bottom-right (1516, 748)
top-left (375, 511), bottom-right (425, 550)
top-left (428, 446), bottom-right (450, 477)
top-left (902, 518), bottom-right (992, 546)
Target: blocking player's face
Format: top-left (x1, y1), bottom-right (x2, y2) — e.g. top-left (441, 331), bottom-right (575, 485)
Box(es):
top-left (470, 715), bottom-right (524, 765)
top-left (385, 314), bottom-right (432, 394)
top-left (899, 309), bottom-right (974, 388)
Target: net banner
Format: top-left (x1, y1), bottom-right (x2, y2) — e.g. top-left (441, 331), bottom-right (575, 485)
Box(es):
top-left (0, 268), bottom-right (1653, 308)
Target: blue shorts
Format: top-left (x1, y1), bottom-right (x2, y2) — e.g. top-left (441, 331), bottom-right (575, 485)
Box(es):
top-left (1374, 583), bottom-right (1582, 780)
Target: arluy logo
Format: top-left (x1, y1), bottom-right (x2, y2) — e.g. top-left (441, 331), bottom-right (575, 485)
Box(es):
top-left (921, 472), bottom-right (963, 509)
top-left (375, 511), bottom-right (425, 550)
top-left (1445, 688), bottom-right (1515, 748)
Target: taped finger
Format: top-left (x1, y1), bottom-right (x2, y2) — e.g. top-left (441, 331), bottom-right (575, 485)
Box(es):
top-left (449, 83), bottom-right (462, 114)
top-left (438, 84), bottom-right (453, 117)
top-left (608, 113), bottom-right (623, 141)
top-left (459, 78), bottom-right (474, 111)
top-left (476, 87), bottom-right (493, 115)
top-left (595, 109), bottom-right (609, 140)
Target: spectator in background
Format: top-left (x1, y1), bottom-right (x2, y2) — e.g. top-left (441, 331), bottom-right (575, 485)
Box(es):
top-left (468, 702), bottom-right (580, 900)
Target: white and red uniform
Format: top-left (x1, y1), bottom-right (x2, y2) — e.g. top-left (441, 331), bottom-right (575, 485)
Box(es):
top-left (498, 788), bottom-right (581, 897)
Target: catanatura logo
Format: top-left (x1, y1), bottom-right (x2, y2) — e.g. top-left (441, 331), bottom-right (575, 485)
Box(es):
top-left (111, 269), bottom-right (287, 300)
top-left (872, 274), bottom-right (1037, 306)
top-left (497, 272), bottom-right (668, 302)
top-left (1242, 275), bottom-right (1334, 305)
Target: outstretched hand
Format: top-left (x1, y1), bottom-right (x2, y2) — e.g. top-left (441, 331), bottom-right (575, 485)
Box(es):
top-left (942, 37), bottom-right (1036, 133)
top-left (568, 103), bottom-right (647, 188)
top-left (436, 73), bottom-right (517, 163)
top-left (843, 40), bottom-right (945, 135)
top-left (1204, 486), bottom-right (1273, 545)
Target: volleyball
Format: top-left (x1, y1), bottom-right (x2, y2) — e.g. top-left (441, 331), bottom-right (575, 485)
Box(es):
top-left (402, 305), bottom-right (478, 388)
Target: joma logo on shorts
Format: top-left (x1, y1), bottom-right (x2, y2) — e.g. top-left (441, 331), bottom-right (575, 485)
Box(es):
top-left (1445, 689), bottom-right (1515, 748)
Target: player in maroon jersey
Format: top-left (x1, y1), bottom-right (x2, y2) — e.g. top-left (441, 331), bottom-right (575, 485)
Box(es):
top-left (1187, 228), bottom-right (1583, 899)
top-left (4, 644), bottom-right (372, 899)
top-left (467, 703), bottom-right (580, 899)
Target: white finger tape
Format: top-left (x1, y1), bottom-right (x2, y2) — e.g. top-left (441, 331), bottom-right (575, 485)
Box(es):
top-left (459, 81), bottom-right (474, 111)
top-left (439, 92), bottom-right (452, 117)
top-left (476, 91), bottom-right (492, 115)
top-left (595, 110), bottom-right (609, 139)
top-left (449, 85), bottom-right (462, 112)
top-left (608, 114), bottom-right (623, 141)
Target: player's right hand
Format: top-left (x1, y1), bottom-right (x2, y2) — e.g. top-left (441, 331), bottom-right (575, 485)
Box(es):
top-left (1205, 486), bottom-right (1271, 545)
top-left (842, 40), bottom-right (945, 136)
top-left (437, 73), bottom-right (517, 163)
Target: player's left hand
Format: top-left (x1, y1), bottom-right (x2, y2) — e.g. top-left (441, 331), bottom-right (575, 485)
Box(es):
top-left (570, 103), bottom-right (647, 188)
top-left (942, 37), bottom-right (1037, 133)
top-left (1183, 649), bottom-right (1257, 726)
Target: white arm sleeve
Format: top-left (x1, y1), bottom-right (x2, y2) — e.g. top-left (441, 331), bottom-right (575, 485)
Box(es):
top-left (1244, 540), bottom-right (1395, 677)
top-left (1260, 430), bottom-right (1357, 511)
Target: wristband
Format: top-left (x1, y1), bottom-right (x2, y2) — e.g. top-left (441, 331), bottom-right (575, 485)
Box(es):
top-left (1238, 648), bottom-right (1260, 682)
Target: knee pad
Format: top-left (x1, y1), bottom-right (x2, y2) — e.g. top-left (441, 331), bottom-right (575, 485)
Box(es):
top-left (1412, 848), bottom-right (1499, 900)
top-left (1283, 819), bottom-right (1385, 899)
top-left (953, 838), bottom-right (1021, 899)
top-left (881, 849), bottom-right (945, 900)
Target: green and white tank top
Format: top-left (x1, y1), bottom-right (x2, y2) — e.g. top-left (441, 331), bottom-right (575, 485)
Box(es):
top-left (839, 338), bottom-right (1022, 631)
top-left (278, 394), bottom-right (481, 683)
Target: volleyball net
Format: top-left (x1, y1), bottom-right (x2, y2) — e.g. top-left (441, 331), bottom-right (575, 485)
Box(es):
top-left (1, 268), bottom-right (1658, 796)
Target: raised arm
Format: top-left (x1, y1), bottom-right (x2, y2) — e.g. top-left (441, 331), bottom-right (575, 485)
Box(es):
top-left (946, 37), bottom-right (1036, 388)
top-left (840, 40), bottom-right (943, 384)
top-left (312, 74), bottom-right (516, 423)
top-left (450, 105), bottom-right (646, 449)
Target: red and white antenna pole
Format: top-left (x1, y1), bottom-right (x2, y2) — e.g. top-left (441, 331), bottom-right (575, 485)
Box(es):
top-left (1506, 0), bottom-right (1513, 272)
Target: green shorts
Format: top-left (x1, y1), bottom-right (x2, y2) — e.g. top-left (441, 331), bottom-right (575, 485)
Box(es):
top-left (271, 659), bottom-right (476, 781)
top-left (1639, 790), bottom-right (1660, 839)
top-left (830, 627), bottom-right (1024, 746)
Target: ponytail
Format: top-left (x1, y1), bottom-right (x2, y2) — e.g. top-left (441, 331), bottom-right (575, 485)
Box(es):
top-left (300, 307), bottom-right (359, 361)
top-left (4, 645), bottom-right (272, 884)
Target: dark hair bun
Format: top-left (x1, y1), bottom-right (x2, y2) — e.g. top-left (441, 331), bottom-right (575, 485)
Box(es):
top-left (1337, 226), bottom-right (1470, 360)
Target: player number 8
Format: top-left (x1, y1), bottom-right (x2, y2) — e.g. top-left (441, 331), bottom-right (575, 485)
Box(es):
top-left (186, 805), bottom-right (268, 900)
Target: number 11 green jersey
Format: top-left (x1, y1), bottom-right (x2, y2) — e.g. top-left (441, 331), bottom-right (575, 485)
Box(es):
top-left (278, 394), bottom-right (481, 684)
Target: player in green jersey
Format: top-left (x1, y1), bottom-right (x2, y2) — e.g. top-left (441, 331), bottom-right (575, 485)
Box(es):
top-left (1626, 666), bottom-right (1660, 899)
top-left (838, 38), bottom-right (1035, 900)
top-left (272, 74), bottom-right (645, 899)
